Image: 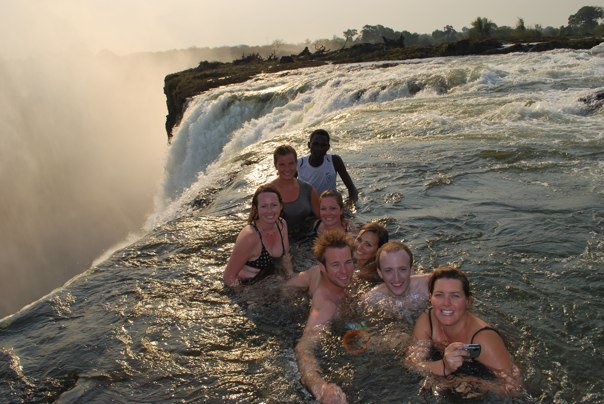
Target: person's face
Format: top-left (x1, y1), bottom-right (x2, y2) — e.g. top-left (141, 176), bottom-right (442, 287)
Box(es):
top-left (320, 246), bottom-right (355, 289)
top-left (430, 278), bottom-right (470, 327)
top-left (256, 192), bottom-right (281, 224)
top-left (308, 134), bottom-right (330, 157)
top-left (377, 249), bottom-right (413, 296)
top-left (319, 197), bottom-right (343, 227)
top-left (275, 153), bottom-right (297, 180)
top-left (354, 230), bottom-right (379, 263)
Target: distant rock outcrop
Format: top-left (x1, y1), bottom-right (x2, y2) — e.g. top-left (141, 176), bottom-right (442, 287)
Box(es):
top-left (164, 36), bottom-right (603, 141)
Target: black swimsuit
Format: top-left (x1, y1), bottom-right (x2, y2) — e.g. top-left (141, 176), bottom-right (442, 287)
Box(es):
top-left (427, 308), bottom-right (500, 377)
top-left (244, 219), bottom-right (285, 283)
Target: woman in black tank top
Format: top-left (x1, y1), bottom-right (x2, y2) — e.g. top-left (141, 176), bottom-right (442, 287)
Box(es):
top-left (405, 266), bottom-right (522, 397)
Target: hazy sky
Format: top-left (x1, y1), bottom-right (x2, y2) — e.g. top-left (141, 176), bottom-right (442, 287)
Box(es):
top-left (1, 0), bottom-right (598, 57)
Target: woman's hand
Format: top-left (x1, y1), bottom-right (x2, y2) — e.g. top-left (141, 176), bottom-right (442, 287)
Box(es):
top-left (443, 342), bottom-right (468, 375)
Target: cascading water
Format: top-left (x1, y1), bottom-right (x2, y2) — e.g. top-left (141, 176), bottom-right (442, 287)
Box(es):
top-left (1, 46), bottom-right (603, 402)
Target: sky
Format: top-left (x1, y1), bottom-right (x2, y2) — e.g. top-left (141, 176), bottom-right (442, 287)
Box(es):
top-left (0, 0), bottom-right (599, 58)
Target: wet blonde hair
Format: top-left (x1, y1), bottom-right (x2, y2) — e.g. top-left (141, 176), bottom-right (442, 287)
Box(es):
top-left (312, 230), bottom-right (354, 265)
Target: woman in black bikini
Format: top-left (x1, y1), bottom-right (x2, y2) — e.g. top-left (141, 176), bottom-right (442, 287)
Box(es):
top-left (405, 265), bottom-right (522, 396)
top-left (223, 184), bottom-right (293, 287)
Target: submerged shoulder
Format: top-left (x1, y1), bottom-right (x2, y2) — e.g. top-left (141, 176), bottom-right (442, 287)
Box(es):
top-left (362, 284), bottom-right (388, 304)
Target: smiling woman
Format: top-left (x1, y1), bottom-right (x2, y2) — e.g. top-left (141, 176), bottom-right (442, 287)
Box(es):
top-left (312, 190), bottom-right (353, 236)
top-left (405, 266), bottom-right (522, 397)
top-left (270, 145), bottom-right (319, 238)
top-left (354, 222), bottom-right (389, 283)
top-left (223, 184), bottom-right (293, 286)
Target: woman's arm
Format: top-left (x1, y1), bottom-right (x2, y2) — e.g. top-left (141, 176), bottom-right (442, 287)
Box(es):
top-left (473, 328), bottom-right (513, 372)
top-left (471, 329), bottom-right (523, 395)
top-left (223, 226), bottom-right (256, 287)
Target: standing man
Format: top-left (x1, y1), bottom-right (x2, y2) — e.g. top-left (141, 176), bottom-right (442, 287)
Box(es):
top-left (294, 231), bottom-right (355, 403)
top-left (297, 129), bottom-right (359, 202)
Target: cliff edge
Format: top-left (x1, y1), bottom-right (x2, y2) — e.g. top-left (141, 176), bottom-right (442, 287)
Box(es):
top-left (164, 37), bottom-right (602, 142)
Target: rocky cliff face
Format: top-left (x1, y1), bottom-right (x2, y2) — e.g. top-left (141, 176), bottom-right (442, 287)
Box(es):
top-left (164, 37), bottom-right (603, 142)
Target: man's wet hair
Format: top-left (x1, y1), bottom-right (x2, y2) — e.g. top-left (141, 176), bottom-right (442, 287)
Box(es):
top-left (376, 241), bottom-right (414, 270)
top-left (312, 230), bottom-right (354, 264)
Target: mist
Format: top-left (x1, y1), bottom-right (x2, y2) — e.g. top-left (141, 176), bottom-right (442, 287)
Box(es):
top-left (0, 50), bottom-right (208, 318)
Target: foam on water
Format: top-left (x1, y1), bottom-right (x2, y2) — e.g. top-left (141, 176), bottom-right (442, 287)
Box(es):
top-left (161, 48), bottom-right (603, 219)
top-left (2, 48), bottom-right (600, 402)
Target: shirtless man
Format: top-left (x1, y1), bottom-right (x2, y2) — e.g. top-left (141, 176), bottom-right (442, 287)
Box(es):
top-left (283, 223), bottom-right (387, 297)
top-left (363, 241), bottom-right (430, 317)
top-left (294, 230), bottom-right (355, 403)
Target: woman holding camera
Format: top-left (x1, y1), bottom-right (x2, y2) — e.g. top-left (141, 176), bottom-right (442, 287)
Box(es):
top-left (405, 265), bottom-right (522, 396)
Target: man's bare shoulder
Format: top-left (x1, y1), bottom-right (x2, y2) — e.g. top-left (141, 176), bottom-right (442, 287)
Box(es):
top-left (284, 265), bottom-right (320, 290)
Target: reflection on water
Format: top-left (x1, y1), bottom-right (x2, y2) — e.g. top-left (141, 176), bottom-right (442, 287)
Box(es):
top-left (1, 49), bottom-right (603, 402)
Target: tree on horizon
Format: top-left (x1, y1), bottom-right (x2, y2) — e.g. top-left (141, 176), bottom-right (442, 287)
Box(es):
top-left (469, 17), bottom-right (497, 41)
top-left (342, 29), bottom-right (358, 48)
top-left (568, 6), bottom-right (604, 34)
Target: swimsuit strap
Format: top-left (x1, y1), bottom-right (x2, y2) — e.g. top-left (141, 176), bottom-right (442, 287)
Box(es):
top-left (312, 219), bottom-right (322, 236)
top-left (251, 222), bottom-right (268, 251)
top-left (470, 326), bottom-right (501, 343)
top-left (428, 308), bottom-right (434, 338)
top-left (254, 219), bottom-right (286, 257)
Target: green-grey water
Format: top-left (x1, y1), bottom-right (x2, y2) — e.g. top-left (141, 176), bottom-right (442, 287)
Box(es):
top-left (1, 48), bottom-right (603, 402)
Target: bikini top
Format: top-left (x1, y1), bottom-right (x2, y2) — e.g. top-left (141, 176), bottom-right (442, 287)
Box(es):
top-left (427, 308), bottom-right (501, 378)
top-left (244, 218), bottom-right (285, 283)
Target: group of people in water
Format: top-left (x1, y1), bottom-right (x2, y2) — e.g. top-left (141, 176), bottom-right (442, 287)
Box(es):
top-left (223, 129), bottom-right (522, 402)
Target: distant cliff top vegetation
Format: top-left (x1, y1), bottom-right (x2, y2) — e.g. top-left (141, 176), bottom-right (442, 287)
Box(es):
top-left (163, 6), bottom-right (604, 140)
